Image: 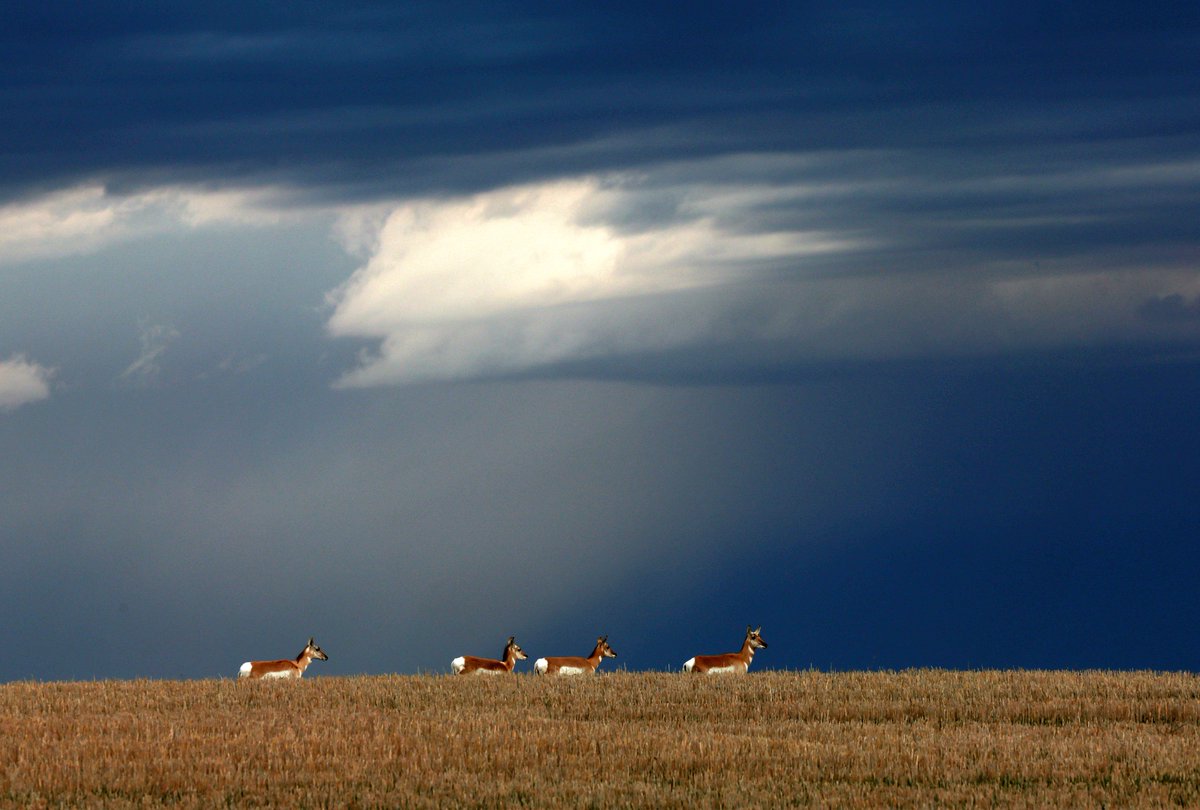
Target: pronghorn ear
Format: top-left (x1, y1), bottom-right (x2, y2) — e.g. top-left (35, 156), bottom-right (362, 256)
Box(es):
top-left (308, 637), bottom-right (315, 646)
top-left (755, 626), bottom-right (762, 634)
top-left (747, 625), bottom-right (753, 633)
top-left (508, 636), bottom-right (515, 644)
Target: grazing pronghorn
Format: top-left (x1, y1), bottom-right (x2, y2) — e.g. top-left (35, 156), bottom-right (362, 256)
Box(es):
top-left (534, 635), bottom-right (617, 676)
top-left (451, 636), bottom-right (527, 675)
top-left (238, 637), bottom-right (329, 680)
top-left (683, 625), bottom-right (768, 674)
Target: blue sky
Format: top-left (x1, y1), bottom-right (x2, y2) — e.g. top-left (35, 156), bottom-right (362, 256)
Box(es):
top-left (1, 2), bottom-right (1198, 679)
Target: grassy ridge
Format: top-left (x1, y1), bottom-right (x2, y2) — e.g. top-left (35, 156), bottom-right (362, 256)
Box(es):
top-left (2, 670), bottom-right (1199, 807)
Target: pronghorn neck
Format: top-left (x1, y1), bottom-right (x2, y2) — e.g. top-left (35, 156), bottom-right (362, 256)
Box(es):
top-left (502, 648), bottom-right (519, 671)
top-left (294, 649), bottom-right (314, 673)
top-left (739, 637), bottom-right (756, 665)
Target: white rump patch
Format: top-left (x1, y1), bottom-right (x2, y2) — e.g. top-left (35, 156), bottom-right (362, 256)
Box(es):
top-left (534, 658), bottom-right (548, 675)
top-left (451, 656), bottom-right (466, 675)
top-left (238, 662), bottom-right (252, 678)
top-left (683, 657), bottom-right (695, 672)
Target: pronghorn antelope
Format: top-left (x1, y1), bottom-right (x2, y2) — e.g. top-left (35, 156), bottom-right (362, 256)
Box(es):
top-left (683, 626), bottom-right (767, 674)
top-left (534, 635), bottom-right (617, 676)
top-left (238, 637), bottom-right (329, 680)
top-left (451, 636), bottom-right (527, 675)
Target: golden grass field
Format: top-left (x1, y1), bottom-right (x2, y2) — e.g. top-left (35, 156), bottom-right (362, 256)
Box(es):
top-left (2, 670), bottom-right (1199, 807)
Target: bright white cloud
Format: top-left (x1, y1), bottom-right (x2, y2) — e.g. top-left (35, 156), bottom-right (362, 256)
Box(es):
top-left (325, 177), bottom-right (845, 385)
top-left (0, 355), bottom-right (53, 411)
top-left (0, 184), bottom-right (303, 265)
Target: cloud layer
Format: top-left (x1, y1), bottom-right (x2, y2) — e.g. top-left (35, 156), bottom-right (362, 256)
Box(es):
top-left (3, 4), bottom-right (1196, 203)
top-left (0, 184), bottom-right (304, 266)
top-left (326, 158), bottom-right (1200, 386)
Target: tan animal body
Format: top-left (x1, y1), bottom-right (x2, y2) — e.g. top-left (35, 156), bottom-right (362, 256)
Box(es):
top-left (452, 636), bottom-right (527, 674)
top-left (534, 636), bottom-right (617, 675)
top-left (683, 626), bottom-right (767, 674)
top-left (238, 637), bottom-right (329, 680)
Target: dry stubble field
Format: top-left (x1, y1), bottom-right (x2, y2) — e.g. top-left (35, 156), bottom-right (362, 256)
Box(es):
top-left (2, 670), bottom-right (1199, 807)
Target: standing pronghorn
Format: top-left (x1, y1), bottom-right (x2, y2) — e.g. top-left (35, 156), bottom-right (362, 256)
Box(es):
top-left (534, 635), bottom-right (617, 676)
top-left (238, 637), bottom-right (329, 680)
top-left (451, 636), bottom-right (527, 675)
top-left (683, 626), bottom-right (767, 674)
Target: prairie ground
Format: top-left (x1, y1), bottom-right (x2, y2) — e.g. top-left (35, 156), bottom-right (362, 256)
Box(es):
top-left (1, 670), bottom-right (1198, 807)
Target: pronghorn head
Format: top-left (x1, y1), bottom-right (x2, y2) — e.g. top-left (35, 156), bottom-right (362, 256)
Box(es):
top-left (746, 626), bottom-right (768, 650)
top-left (506, 636), bottom-right (528, 661)
top-left (598, 635), bottom-right (617, 659)
top-left (305, 638), bottom-right (329, 661)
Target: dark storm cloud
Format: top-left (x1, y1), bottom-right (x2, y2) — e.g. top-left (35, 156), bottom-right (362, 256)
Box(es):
top-left (3, 2), bottom-right (1197, 201)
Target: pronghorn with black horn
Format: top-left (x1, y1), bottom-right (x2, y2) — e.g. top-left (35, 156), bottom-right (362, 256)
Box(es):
top-left (451, 636), bottom-right (527, 675)
top-left (534, 635), bottom-right (617, 676)
top-left (683, 625), bottom-right (767, 674)
top-left (238, 637), bottom-right (329, 680)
